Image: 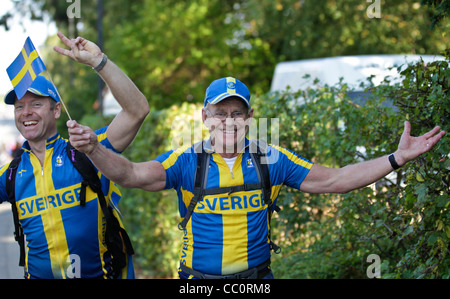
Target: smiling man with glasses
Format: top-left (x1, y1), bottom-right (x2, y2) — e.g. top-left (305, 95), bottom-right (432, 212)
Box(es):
top-left (203, 103), bottom-right (251, 157)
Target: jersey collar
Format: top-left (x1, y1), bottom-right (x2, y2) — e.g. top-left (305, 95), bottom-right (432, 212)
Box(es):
top-left (21, 132), bottom-right (61, 152)
top-left (202, 137), bottom-right (251, 154)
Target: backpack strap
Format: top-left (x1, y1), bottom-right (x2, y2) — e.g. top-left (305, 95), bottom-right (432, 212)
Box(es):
top-left (66, 142), bottom-right (134, 278)
top-left (250, 143), bottom-right (280, 254)
top-left (6, 150), bottom-right (26, 267)
top-left (250, 147), bottom-right (271, 206)
top-left (178, 147), bottom-right (210, 230)
top-left (201, 183), bottom-right (262, 196)
top-left (66, 144), bottom-right (98, 206)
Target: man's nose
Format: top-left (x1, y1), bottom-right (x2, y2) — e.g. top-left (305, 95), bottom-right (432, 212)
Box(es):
top-left (224, 117), bottom-right (235, 125)
top-left (22, 105), bottom-right (33, 115)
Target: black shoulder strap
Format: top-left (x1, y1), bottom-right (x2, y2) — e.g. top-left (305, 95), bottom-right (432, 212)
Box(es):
top-left (66, 143), bottom-right (102, 206)
top-left (6, 150), bottom-right (26, 267)
top-left (178, 147), bottom-right (209, 230)
top-left (66, 142), bottom-right (134, 277)
top-left (251, 142), bottom-right (280, 253)
top-left (250, 144), bottom-right (271, 207)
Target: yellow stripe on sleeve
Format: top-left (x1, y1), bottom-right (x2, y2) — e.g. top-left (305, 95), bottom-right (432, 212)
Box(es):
top-left (161, 145), bottom-right (191, 170)
top-left (271, 145), bottom-right (313, 169)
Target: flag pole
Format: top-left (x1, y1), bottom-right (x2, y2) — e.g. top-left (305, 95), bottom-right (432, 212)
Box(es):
top-left (45, 70), bottom-right (72, 121)
top-left (33, 41), bottom-right (72, 121)
top-left (28, 38), bottom-right (73, 121)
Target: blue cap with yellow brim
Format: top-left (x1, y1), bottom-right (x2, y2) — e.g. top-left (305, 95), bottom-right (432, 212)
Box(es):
top-left (204, 77), bottom-right (250, 108)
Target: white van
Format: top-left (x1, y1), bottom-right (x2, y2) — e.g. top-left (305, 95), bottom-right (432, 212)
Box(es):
top-left (270, 54), bottom-right (445, 93)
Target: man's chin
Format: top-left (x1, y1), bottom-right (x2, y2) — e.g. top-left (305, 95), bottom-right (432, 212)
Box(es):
top-left (213, 139), bottom-right (246, 154)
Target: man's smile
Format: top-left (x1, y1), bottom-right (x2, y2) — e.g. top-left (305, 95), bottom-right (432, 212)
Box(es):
top-left (23, 121), bottom-right (39, 127)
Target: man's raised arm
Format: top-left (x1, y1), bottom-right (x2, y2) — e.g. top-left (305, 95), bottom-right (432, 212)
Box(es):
top-left (54, 32), bottom-right (149, 152)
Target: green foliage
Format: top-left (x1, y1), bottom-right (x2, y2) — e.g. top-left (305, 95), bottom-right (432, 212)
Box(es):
top-left (5, 0), bottom-right (447, 112)
top-left (385, 52), bottom-right (450, 278)
top-left (253, 78), bottom-right (402, 278)
top-left (421, 0), bottom-right (450, 28)
top-left (106, 0), bottom-right (243, 109)
top-left (241, 0), bottom-right (449, 66)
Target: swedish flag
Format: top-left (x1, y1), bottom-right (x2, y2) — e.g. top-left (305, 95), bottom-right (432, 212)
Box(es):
top-left (6, 37), bottom-right (47, 100)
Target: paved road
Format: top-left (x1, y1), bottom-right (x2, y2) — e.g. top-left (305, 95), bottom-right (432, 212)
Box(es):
top-left (0, 204), bottom-right (24, 279)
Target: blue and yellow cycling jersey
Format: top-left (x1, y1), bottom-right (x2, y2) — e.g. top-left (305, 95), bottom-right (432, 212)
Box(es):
top-left (155, 138), bottom-right (313, 276)
top-left (0, 129), bottom-right (134, 279)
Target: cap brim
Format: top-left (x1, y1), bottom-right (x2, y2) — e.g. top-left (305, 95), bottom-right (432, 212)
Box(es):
top-left (4, 89), bottom-right (17, 105)
top-left (206, 93), bottom-right (250, 107)
top-left (4, 88), bottom-right (59, 105)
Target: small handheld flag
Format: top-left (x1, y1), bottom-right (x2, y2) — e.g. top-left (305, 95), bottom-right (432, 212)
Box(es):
top-left (6, 37), bottom-right (47, 100)
top-left (5, 37), bottom-right (72, 120)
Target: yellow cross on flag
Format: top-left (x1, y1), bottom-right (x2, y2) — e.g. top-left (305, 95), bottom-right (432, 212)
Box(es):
top-left (6, 37), bottom-right (47, 100)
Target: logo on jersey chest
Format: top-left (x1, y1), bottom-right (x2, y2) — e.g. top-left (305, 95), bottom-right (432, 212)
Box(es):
top-left (196, 191), bottom-right (266, 212)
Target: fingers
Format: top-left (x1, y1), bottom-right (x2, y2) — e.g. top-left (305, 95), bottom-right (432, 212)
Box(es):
top-left (57, 31), bottom-right (72, 47)
top-left (53, 32), bottom-right (83, 60)
top-left (422, 125), bottom-right (445, 148)
top-left (423, 125), bottom-right (442, 139)
top-left (66, 120), bottom-right (78, 128)
top-left (66, 120), bottom-right (90, 140)
top-left (403, 121), bottom-right (411, 137)
top-left (427, 130), bottom-right (446, 147)
top-left (54, 31), bottom-right (76, 59)
top-left (67, 120), bottom-right (82, 132)
top-left (419, 126), bottom-right (445, 155)
top-left (54, 32), bottom-right (102, 67)
top-left (66, 120), bottom-right (98, 155)
top-left (75, 37), bottom-right (86, 50)
top-left (53, 45), bottom-right (74, 59)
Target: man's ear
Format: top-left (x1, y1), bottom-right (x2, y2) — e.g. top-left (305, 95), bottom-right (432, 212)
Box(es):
top-left (248, 107), bottom-right (254, 119)
top-left (202, 107), bottom-right (208, 123)
top-left (54, 102), bottom-right (62, 119)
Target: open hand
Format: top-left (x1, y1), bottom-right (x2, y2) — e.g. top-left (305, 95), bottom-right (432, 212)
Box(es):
top-left (53, 32), bottom-right (103, 68)
top-left (395, 121), bottom-right (446, 166)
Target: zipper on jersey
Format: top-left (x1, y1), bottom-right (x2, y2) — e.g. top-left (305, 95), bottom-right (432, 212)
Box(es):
top-left (218, 155), bottom-right (237, 179)
top-left (32, 152), bottom-right (66, 279)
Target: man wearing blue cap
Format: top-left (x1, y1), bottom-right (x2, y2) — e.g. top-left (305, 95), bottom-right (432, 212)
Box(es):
top-left (202, 77), bottom-right (253, 157)
top-left (67, 76), bottom-right (444, 279)
top-left (5, 75), bottom-right (62, 149)
top-left (0, 32), bottom-right (149, 278)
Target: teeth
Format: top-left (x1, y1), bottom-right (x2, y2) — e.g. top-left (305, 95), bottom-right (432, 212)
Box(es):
top-left (24, 121), bottom-right (38, 126)
top-left (223, 130), bottom-right (235, 134)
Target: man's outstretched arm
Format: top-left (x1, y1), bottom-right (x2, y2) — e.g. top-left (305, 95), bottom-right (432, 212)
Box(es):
top-left (67, 120), bottom-right (166, 192)
top-left (301, 121), bottom-right (445, 194)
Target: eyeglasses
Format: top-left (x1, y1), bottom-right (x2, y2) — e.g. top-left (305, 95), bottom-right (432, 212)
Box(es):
top-left (206, 109), bottom-right (247, 121)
